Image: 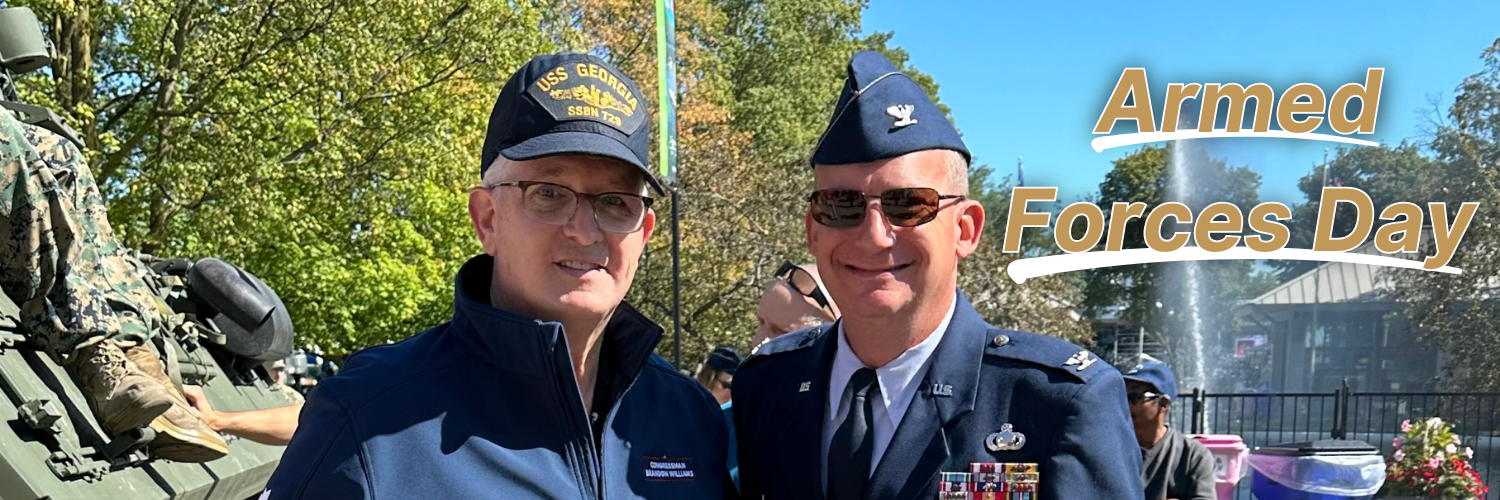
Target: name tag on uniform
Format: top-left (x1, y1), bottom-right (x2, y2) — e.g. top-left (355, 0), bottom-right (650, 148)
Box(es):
top-left (642, 455), bottom-right (696, 482)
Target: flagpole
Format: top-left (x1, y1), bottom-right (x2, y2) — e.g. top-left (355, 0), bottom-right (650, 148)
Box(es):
top-left (655, 0), bottom-right (681, 368)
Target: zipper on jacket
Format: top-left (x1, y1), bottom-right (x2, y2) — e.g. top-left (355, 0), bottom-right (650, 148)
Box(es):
top-left (545, 322), bottom-right (606, 499)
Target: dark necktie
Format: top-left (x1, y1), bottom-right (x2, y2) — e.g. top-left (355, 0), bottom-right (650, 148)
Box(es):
top-left (828, 368), bottom-right (879, 500)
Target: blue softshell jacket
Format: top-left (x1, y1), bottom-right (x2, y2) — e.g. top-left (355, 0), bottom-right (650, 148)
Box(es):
top-left (263, 255), bottom-right (733, 499)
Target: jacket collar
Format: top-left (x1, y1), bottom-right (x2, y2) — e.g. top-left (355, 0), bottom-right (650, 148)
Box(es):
top-left (448, 255), bottom-right (665, 390)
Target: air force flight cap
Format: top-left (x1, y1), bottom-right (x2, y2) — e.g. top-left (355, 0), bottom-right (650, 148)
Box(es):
top-left (482, 52), bottom-right (665, 195)
top-left (1123, 359), bottom-right (1179, 401)
top-left (811, 51), bottom-right (970, 167)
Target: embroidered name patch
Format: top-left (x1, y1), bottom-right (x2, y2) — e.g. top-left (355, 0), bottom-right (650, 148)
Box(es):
top-left (642, 455), bottom-right (696, 481)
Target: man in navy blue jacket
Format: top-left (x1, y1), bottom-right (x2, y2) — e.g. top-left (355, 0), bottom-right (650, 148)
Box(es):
top-left (732, 51), bottom-right (1143, 500)
top-left (263, 53), bottom-right (732, 499)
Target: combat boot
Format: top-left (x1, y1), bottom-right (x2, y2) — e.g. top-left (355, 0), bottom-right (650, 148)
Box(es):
top-left (73, 339), bottom-right (174, 434)
top-left (123, 344), bottom-right (229, 462)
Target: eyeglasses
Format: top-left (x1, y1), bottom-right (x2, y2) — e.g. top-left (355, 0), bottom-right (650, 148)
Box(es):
top-left (807, 188), bottom-right (965, 228)
top-left (487, 181), bottom-right (654, 234)
top-left (1127, 391), bottom-right (1163, 405)
top-left (773, 261), bottom-right (833, 316)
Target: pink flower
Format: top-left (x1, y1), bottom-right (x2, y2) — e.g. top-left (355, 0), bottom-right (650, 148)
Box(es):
top-left (1447, 444), bottom-right (1458, 454)
top-left (1394, 438), bottom-right (1402, 449)
top-left (1429, 457), bottom-right (1442, 469)
top-left (1402, 420), bottom-right (1412, 432)
top-left (1395, 450), bottom-right (1406, 461)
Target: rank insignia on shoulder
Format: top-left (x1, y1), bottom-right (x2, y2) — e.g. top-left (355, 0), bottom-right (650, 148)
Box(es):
top-left (985, 424), bottom-right (1026, 452)
top-left (1064, 350), bottom-right (1096, 371)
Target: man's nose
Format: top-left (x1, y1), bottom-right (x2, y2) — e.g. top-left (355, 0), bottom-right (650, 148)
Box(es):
top-left (852, 202), bottom-right (896, 250)
top-left (561, 199), bottom-right (604, 245)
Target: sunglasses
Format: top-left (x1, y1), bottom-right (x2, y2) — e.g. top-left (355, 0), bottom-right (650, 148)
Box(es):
top-left (1127, 391), bottom-right (1163, 405)
top-left (807, 188), bottom-right (965, 228)
top-left (773, 261), bottom-right (833, 315)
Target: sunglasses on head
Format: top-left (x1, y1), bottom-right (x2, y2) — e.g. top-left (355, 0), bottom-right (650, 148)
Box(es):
top-left (773, 261), bottom-right (833, 315)
top-left (807, 188), bottom-right (965, 228)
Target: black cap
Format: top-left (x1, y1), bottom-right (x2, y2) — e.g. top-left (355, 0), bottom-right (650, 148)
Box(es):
top-left (811, 51), bottom-right (970, 167)
top-left (481, 53), bottom-right (664, 194)
top-left (705, 346), bottom-right (743, 374)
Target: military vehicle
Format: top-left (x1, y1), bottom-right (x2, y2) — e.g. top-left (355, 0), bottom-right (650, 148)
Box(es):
top-left (0, 7), bottom-right (296, 499)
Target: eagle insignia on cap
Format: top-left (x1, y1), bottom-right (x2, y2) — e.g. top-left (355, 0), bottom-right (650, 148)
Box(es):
top-left (886, 104), bottom-right (918, 128)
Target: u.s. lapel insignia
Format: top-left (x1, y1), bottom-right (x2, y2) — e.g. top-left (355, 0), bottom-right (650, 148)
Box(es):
top-left (931, 383), bottom-right (954, 397)
top-left (985, 423), bottom-right (1027, 452)
top-left (1064, 350), bottom-right (1096, 371)
top-left (798, 381), bottom-right (811, 393)
top-left (885, 104), bottom-right (918, 128)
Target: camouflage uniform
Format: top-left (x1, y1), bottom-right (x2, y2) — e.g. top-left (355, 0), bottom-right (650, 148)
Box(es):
top-left (0, 110), bottom-right (162, 362)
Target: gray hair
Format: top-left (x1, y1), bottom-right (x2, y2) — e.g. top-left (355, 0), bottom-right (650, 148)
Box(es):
top-left (943, 149), bottom-right (969, 196)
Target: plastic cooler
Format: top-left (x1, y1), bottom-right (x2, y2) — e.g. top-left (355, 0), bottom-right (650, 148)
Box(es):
top-left (1247, 440), bottom-right (1386, 500)
top-left (1190, 434), bottom-right (1250, 500)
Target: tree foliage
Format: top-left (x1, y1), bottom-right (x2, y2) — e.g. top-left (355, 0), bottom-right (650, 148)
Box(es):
top-left (15, 0), bottom-right (1092, 361)
top-left (15, 0), bottom-right (563, 353)
top-left (1390, 38), bottom-right (1500, 392)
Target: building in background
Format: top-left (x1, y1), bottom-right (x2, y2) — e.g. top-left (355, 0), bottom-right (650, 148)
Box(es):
top-left (1234, 242), bottom-right (1443, 393)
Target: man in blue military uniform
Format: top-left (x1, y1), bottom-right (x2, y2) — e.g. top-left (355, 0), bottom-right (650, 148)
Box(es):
top-left (264, 53), bottom-right (732, 499)
top-left (732, 51), bottom-right (1144, 500)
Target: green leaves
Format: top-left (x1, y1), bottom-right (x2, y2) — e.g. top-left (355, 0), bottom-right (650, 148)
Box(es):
top-left (19, 0), bottom-right (561, 353)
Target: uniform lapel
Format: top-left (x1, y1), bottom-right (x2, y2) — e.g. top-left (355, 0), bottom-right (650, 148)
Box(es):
top-left (770, 322), bottom-right (839, 497)
top-left (865, 293), bottom-right (987, 500)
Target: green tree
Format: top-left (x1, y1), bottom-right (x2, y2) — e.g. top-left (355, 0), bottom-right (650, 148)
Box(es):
top-left (1272, 143), bottom-right (1444, 280)
top-left (15, 0), bottom-right (565, 354)
top-left (1392, 38), bottom-right (1500, 391)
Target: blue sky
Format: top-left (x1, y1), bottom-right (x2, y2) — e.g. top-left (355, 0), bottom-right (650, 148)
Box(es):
top-left (861, 0), bottom-right (1500, 206)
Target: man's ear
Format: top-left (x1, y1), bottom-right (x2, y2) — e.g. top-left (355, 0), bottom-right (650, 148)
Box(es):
top-left (469, 188), bottom-right (499, 255)
top-left (954, 199), bottom-right (985, 259)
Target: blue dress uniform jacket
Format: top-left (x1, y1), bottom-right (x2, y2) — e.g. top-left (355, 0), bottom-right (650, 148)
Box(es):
top-left (264, 256), bottom-right (732, 499)
top-left (733, 292), bottom-right (1144, 500)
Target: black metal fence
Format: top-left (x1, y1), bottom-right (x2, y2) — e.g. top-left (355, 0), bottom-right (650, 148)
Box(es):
top-left (1166, 384), bottom-right (1500, 499)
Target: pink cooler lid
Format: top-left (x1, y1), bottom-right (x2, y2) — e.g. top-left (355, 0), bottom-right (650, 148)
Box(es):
top-left (1188, 434), bottom-right (1247, 447)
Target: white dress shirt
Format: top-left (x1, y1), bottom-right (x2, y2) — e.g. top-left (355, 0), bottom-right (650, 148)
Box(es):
top-left (821, 297), bottom-right (956, 485)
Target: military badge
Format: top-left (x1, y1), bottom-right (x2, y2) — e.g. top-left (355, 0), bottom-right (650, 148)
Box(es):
top-left (985, 423), bottom-right (1026, 452)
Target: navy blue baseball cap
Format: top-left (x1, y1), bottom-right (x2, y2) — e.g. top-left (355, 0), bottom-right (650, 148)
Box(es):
top-left (1123, 359), bottom-right (1178, 401)
top-left (810, 51), bottom-right (970, 167)
top-left (705, 346), bottom-right (743, 374)
top-left (481, 53), bottom-right (664, 195)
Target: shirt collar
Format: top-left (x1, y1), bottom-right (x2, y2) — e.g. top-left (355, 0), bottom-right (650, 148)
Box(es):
top-left (828, 295), bottom-right (957, 428)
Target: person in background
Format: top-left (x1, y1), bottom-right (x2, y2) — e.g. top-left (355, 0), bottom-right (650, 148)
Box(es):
top-left (751, 261), bottom-right (839, 350)
top-left (696, 345), bottom-right (744, 490)
top-left (696, 346), bottom-right (741, 406)
top-left (181, 359), bottom-right (305, 446)
top-left (1123, 357), bottom-right (1216, 500)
